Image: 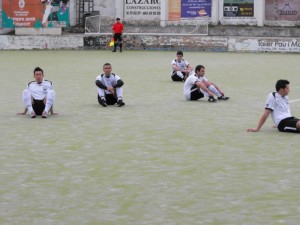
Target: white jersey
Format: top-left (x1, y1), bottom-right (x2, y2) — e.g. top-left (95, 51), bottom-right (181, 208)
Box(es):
top-left (27, 80), bottom-right (53, 100)
top-left (171, 58), bottom-right (190, 75)
top-left (96, 73), bottom-right (122, 94)
top-left (265, 92), bottom-right (291, 126)
top-left (183, 74), bottom-right (201, 100)
top-left (196, 75), bottom-right (208, 83)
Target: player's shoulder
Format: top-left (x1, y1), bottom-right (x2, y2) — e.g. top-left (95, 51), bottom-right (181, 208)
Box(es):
top-left (96, 74), bottom-right (104, 79)
top-left (44, 79), bottom-right (52, 83)
top-left (111, 73), bottom-right (121, 78)
top-left (43, 79), bottom-right (53, 86)
top-left (187, 74), bottom-right (196, 81)
top-left (267, 92), bottom-right (276, 97)
top-left (266, 92), bottom-right (277, 102)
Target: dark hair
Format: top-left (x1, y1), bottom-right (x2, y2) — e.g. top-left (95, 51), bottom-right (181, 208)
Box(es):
top-left (195, 65), bottom-right (205, 73)
top-left (176, 51), bottom-right (183, 56)
top-left (103, 63), bottom-right (111, 68)
top-left (33, 67), bottom-right (43, 74)
top-left (116, 18), bottom-right (120, 21)
top-left (275, 79), bottom-right (289, 92)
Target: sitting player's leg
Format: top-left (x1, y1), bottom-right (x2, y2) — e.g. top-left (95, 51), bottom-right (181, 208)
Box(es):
top-left (297, 120), bottom-right (300, 131)
top-left (97, 88), bottom-right (107, 107)
top-left (115, 87), bottom-right (125, 106)
top-left (22, 89), bottom-right (36, 117)
top-left (171, 71), bottom-right (185, 81)
top-left (204, 81), bottom-right (229, 100)
top-left (33, 99), bottom-right (45, 116)
top-left (278, 117), bottom-right (300, 133)
top-left (190, 85), bottom-right (204, 101)
top-left (204, 81), bottom-right (221, 97)
top-left (42, 90), bottom-right (55, 117)
top-left (106, 94), bottom-right (117, 105)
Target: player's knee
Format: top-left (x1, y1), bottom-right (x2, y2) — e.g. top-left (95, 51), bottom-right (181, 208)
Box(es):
top-left (296, 120), bottom-right (300, 129)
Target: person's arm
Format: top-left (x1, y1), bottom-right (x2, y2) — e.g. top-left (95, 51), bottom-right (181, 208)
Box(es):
top-left (17, 107), bottom-right (28, 115)
top-left (50, 106), bottom-right (58, 115)
top-left (247, 109), bottom-right (271, 132)
top-left (195, 81), bottom-right (214, 96)
top-left (113, 79), bottom-right (124, 88)
top-left (187, 64), bottom-right (193, 73)
top-left (95, 80), bottom-right (108, 90)
top-left (182, 65), bottom-right (193, 73)
top-left (172, 63), bottom-right (181, 72)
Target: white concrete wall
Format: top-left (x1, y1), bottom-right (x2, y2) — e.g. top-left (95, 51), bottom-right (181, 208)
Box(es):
top-left (15, 28), bottom-right (62, 36)
top-left (94, 0), bottom-right (116, 17)
top-left (1, 34), bottom-right (300, 53)
top-left (0, 35), bottom-right (83, 49)
top-left (69, 1), bottom-right (77, 26)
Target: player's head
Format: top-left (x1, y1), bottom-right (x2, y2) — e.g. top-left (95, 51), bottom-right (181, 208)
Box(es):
top-left (195, 65), bottom-right (205, 77)
top-left (103, 63), bottom-right (112, 75)
top-left (116, 18), bottom-right (121, 22)
top-left (276, 79), bottom-right (290, 95)
top-left (33, 67), bottom-right (44, 83)
top-left (176, 51), bottom-right (183, 61)
top-left (176, 51), bottom-right (183, 57)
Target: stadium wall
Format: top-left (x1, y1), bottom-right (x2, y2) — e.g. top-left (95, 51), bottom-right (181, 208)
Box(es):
top-left (1, 32), bottom-right (300, 53)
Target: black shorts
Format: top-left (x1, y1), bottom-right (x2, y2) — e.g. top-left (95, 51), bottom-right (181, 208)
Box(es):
top-left (190, 84), bottom-right (204, 100)
top-left (32, 99), bottom-right (45, 115)
top-left (278, 117), bottom-right (300, 133)
top-left (171, 71), bottom-right (188, 81)
top-left (114, 33), bottom-right (123, 42)
top-left (98, 94), bottom-right (117, 105)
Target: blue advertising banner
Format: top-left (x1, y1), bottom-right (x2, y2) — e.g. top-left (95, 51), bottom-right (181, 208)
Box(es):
top-left (181, 0), bottom-right (212, 18)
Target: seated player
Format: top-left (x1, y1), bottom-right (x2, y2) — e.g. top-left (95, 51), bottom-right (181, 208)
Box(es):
top-left (184, 65), bottom-right (229, 102)
top-left (18, 67), bottom-right (56, 118)
top-left (95, 63), bottom-right (125, 107)
top-left (247, 79), bottom-right (300, 133)
top-left (171, 51), bottom-right (193, 81)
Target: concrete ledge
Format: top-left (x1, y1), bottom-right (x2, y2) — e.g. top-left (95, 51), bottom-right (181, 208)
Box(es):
top-left (0, 35), bottom-right (83, 49)
top-left (15, 28), bottom-right (62, 36)
top-left (1, 34), bottom-right (300, 53)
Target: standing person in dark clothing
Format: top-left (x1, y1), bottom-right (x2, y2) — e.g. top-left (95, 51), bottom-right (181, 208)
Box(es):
top-left (112, 18), bottom-right (124, 52)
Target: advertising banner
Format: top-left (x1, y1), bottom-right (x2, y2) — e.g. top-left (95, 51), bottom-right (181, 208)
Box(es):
top-left (2, 0), bottom-right (69, 28)
top-left (235, 38), bottom-right (300, 53)
top-left (223, 0), bottom-right (254, 17)
top-left (168, 0), bottom-right (181, 21)
top-left (181, 0), bottom-right (211, 18)
top-left (168, 0), bottom-right (211, 20)
top-left (265, 0), bottom-right (300, 21)
top-left (124, 0), bottom-right (161, 20)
